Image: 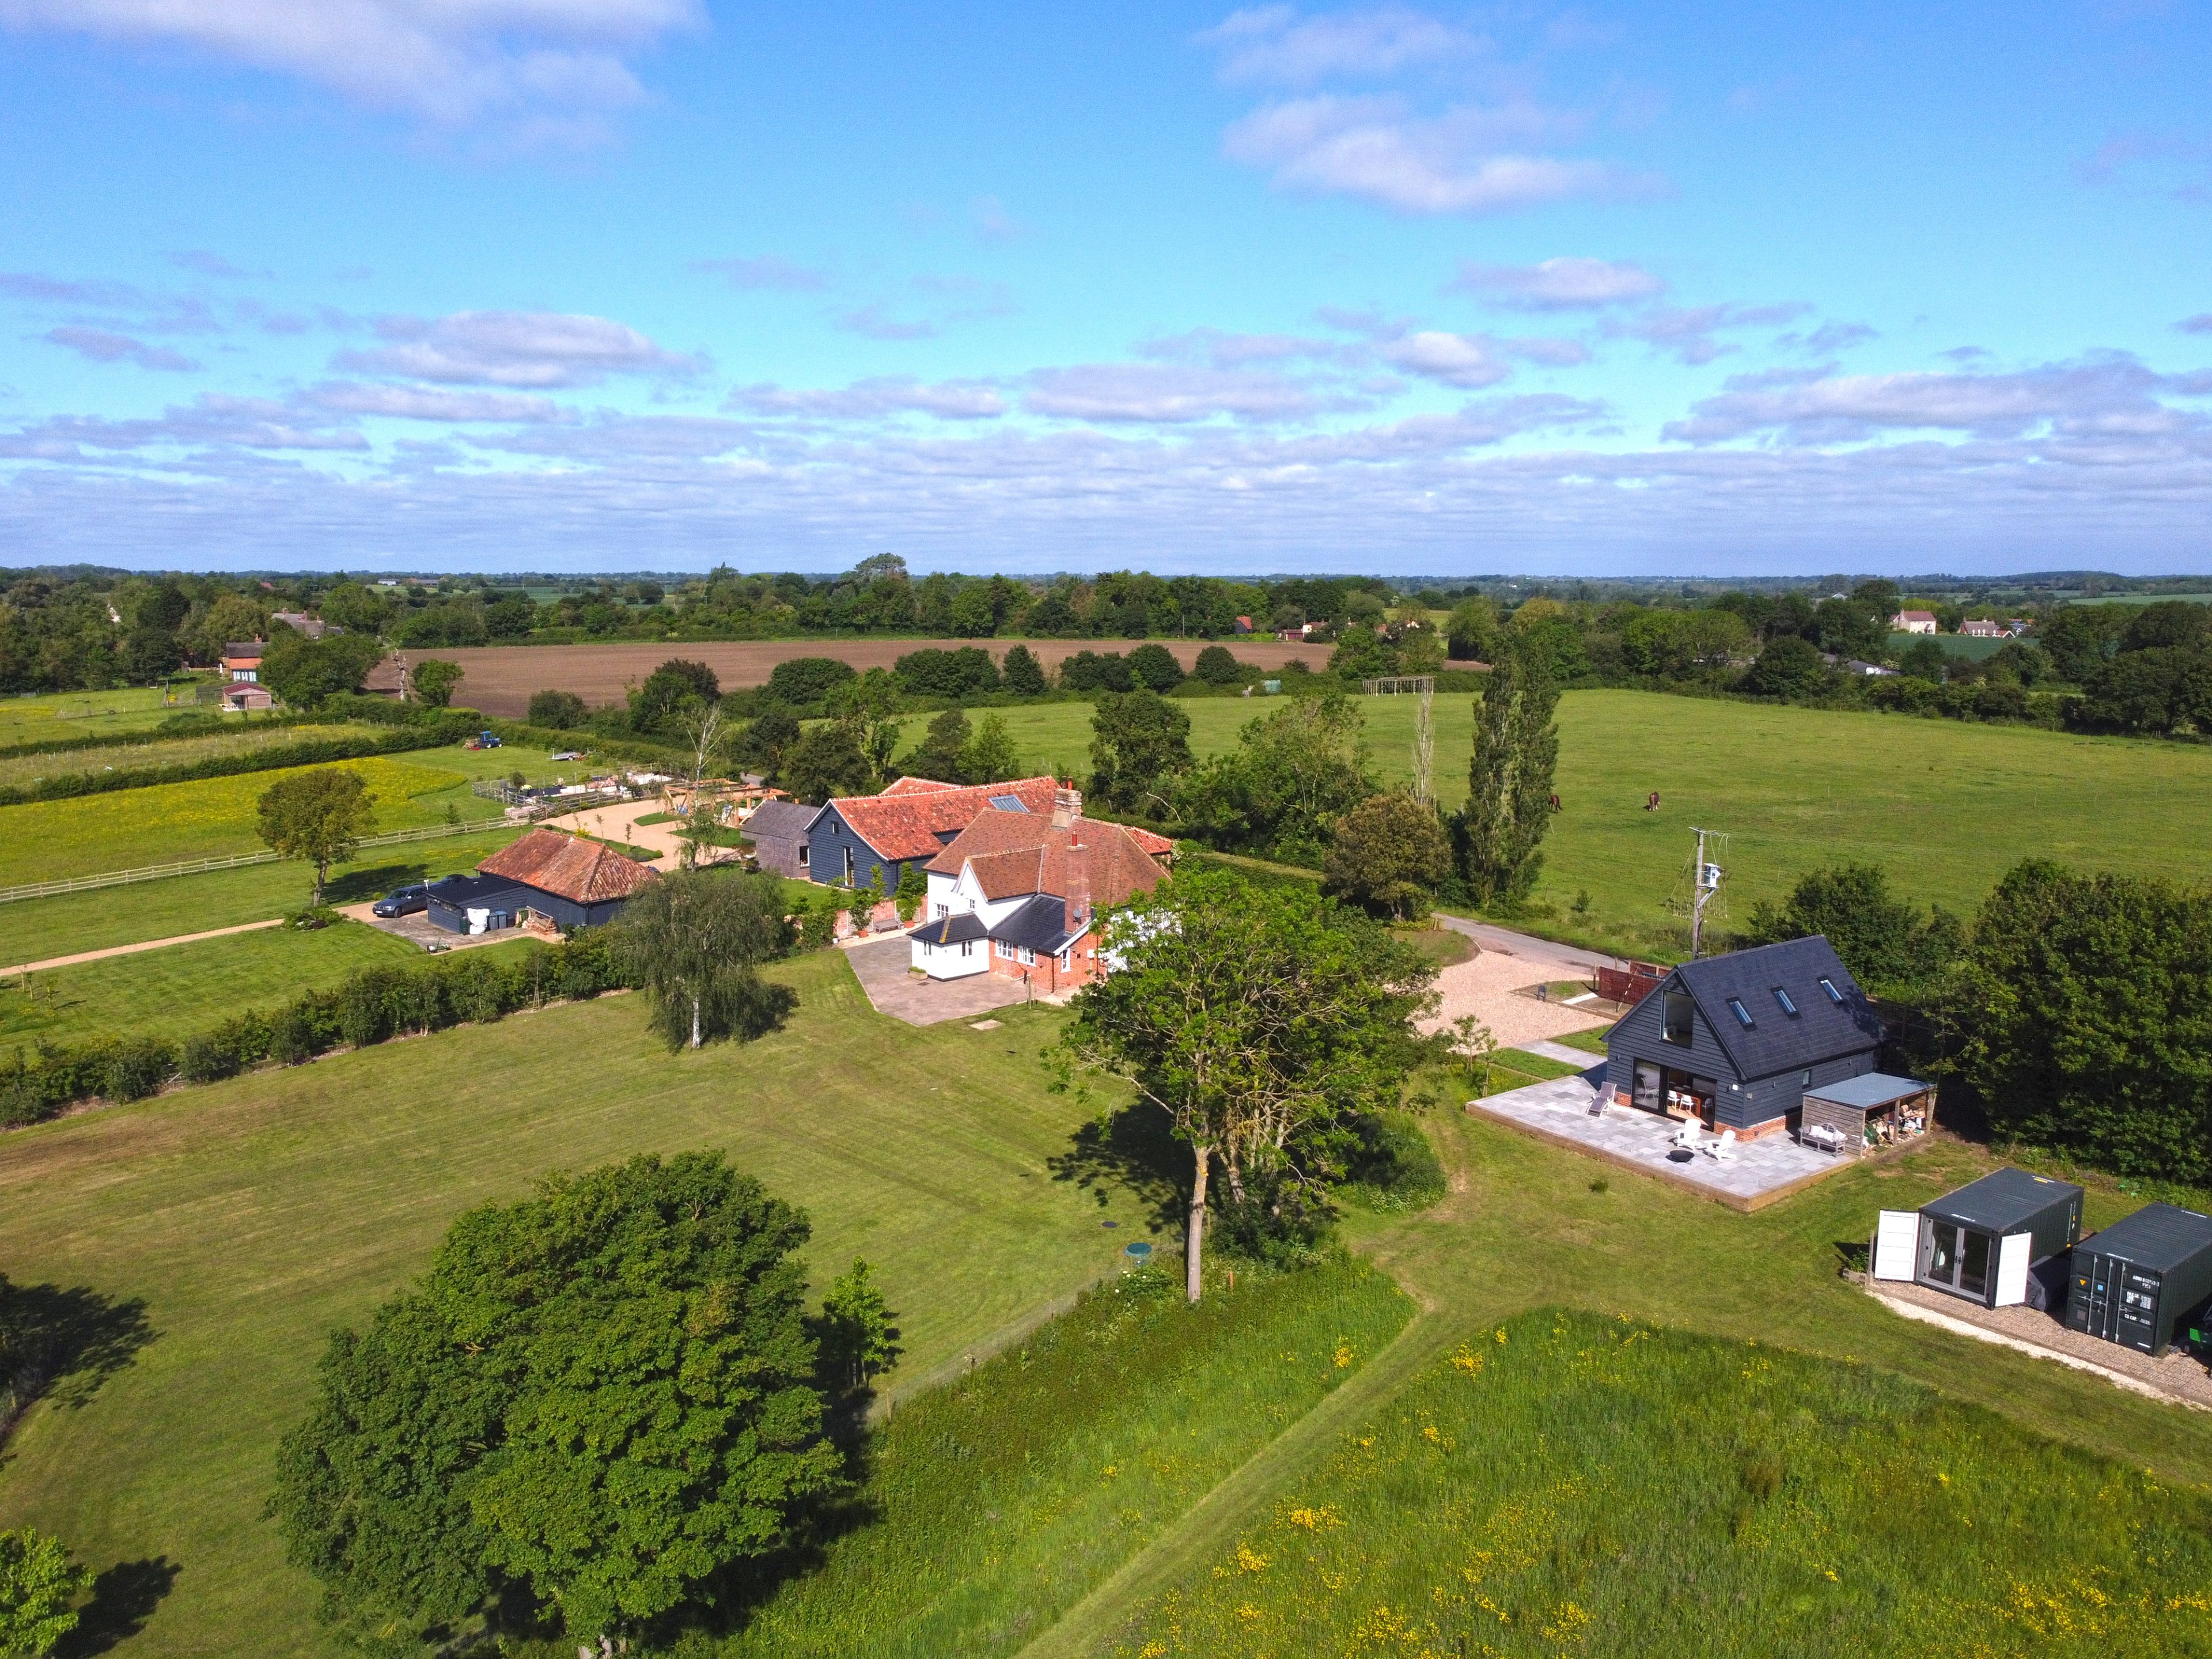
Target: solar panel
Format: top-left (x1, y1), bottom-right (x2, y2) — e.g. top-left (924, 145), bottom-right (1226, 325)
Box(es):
top-left (988, 794), bottom-right (1028, 812)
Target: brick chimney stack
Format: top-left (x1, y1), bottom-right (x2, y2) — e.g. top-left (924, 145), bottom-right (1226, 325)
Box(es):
top-left (1052, 783), bottom-right (1081, 828)
top-left (1063, 825), bottom-right (1090, 937)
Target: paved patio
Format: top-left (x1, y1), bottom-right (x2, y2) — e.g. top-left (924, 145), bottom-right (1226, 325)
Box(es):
top-left (843, 935), bottom-right (1032, 1026)
top-left (1469, 1064), bottom-right (1851, 1211)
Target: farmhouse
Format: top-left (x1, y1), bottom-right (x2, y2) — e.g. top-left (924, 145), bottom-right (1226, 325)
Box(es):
top-left (805, 774), bottom-right (1060, 893)
top-left (222, 641), bottom-right (264, 682)
top-left (743, 798), bottom-right (822, 878)
top-left (1891, 609), bottom-right (1939, 634)
top-left (429, 826), bottom-right (661, 931)
top-left (908, 784), bottom-right (1173, 993)
top-left (1604, 935), bottom-right (1889, 1139)
top-left (1959, 618), bottom-right (2028, 639)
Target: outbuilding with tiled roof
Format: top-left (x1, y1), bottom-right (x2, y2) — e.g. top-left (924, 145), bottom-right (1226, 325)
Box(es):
top-left (475, 826), bottom-right (660, 928)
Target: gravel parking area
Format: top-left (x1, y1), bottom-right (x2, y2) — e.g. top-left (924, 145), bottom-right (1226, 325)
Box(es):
top-left (1419, 946), bottom-right (1613, 1049)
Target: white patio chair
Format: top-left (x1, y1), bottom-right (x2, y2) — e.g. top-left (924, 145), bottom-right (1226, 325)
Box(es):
top-left (1708, 1128), bottom-right (1738, 1162)
top-left (1672, 1118), bottom-right (1702, 1152)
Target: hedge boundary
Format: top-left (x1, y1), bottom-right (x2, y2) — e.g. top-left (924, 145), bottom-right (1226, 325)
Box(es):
top-left (0, 931), bottom-right (634, 1128)
top-left (0, 714), bottom-right (483, 807)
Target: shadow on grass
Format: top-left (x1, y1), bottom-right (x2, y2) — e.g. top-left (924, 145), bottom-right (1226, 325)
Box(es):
top-left (1, 1282), bottom-right (157, 1442)
top-left (54, 1556), bottom-right (180, 1658)
top-left (1047, 1103), bottom-right (1185, 1237)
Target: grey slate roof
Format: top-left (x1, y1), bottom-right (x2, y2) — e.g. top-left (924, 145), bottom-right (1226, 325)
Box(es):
top-left (1669, 935), bottom-right (1883, 1081)
top-left (744, 800), bottom-right (821, 840)
top-left (988, 893), bottom-right (1080, 955)
top-left (908, 911), bottom-right (987, 945)
top-left (428, 873), bottom-right (530, 908)
top-left (1921, 1167), bottom-right (2083, 1234)
top-left (1803, 1071), bottom-right (1930, 1111)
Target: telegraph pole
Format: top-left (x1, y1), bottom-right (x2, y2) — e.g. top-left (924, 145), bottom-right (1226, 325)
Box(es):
top-left (1689, 827), bottom-right (1722, 960)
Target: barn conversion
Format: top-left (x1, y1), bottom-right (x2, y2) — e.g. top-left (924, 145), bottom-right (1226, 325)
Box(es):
top-left (1604, 935), bottom-right (1892, 1139)
top-left (805, 774), bottom-right (1061, 895)
top-left (422, 826), bottom-right (660, 933)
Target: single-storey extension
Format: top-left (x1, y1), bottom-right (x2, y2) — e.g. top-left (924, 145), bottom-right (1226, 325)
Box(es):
top-left (431, 825), bottom-right (661, 931)
top-left (743, 798), bottom-right (822, 879)
top-left (1604, 935), bottom-right (1888, 1139)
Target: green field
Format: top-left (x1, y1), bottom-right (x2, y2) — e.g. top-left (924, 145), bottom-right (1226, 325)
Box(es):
top-left (1104, 1308), bottom-right (2211, 1658)
top-left (923, 690), bottom-right (2212, 956)
top-left (0, 721), bottom-right (387, 789)
top-left (0, 827), bottom-right (529, 964)
top-left (0, 741), bottom-right (582, 887)
top-left (0, 922), bottom-right (517, 1047)
top-left (0, 683), bottom-right (210, 745)
top-left (0, 952), bottom-right (1157, 1656)
top-left (5, 942), bottom-right (2212, 1656)
top-left (1884, 630), bottom-right (2009, 660)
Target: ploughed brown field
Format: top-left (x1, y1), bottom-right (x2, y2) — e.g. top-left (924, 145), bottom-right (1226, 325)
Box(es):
top-left (366, 637), bottom-right (1337, 717)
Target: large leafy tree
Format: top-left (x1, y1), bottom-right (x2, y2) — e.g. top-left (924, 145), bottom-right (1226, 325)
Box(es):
top-left (1058, 870), bottom-right (1435, 1301)
top-left (257, 768), bottom-right (377, 906)
top-left (628, 658), bottom-right (719, 737)
top-left (781, 722), bottom-right (874, 804)
top-left (272, 1153), bottom-right (842, 1651)
top-left (902, 706), bottom-right (971, 783)
top-left (1742, 863), bottom-right (1962, 1001)
top-left (958, 713), bottom-right (1022, 785)
top-left (1176, 690), bottom-right (1372, 863)
top-left (1088, 688), bottom-right (1193, 818)
top-left (262, 632), bottom-right (382, 710)
top-left (1949, 861), bottom-right (2212, 1183)
top-left (826, 668), bottom-right (906, 785)
top-left (1451, 645), bottom-right (1558, 908)
top-left (1323, 790), bottom-right (1451, 919)
top-left (612, 869), bottom-right (794, 1050)
top-left (410, 659), bottom-right (464, 709)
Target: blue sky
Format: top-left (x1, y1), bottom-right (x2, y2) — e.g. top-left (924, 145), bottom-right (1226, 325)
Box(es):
top-left (1, 2), bottom-right (2207, 575)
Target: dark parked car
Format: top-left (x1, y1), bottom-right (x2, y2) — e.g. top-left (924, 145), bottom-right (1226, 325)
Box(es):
top-left (372, 884), bottom-right (429, 918)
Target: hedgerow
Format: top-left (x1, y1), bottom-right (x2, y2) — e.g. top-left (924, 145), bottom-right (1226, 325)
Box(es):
top-left (0, 932), bottom-right (633, 1128)
top-left (0, 715), bottom-right (481, 806)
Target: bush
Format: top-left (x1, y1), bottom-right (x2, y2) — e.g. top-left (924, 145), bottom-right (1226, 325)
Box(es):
top-left (1000, 643), bottom-right (1048, 696)
top-left (527, 689), bottom-right (588, 729)
top-left (1192, 644), bottom-right (1242, 685)
top-left (1125, 642), bottom-right (1185, 692)
top-left (767, 656), bottom-right (857, 707)
top-left (894, 646), bottom-right (1000, 700)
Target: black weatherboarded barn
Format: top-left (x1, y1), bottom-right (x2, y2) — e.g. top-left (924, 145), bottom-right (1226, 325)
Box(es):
top-left (1604, 935), bottom-right (1885, 1137)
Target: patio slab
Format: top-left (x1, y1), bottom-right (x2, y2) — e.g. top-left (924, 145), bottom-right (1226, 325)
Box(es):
top-left (843, 934), bottom-right (1031, 1027)
top-left (1468, 1065), bottom-right (1853, 1212)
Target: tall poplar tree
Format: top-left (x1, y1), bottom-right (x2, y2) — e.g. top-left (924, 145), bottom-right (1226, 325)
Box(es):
top-left (1453, 643), bottom-right (1559, 907)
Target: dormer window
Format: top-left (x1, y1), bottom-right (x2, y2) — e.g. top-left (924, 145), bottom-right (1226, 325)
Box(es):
top-left (1772, 987), bottom-right (1798, 1016)
top-left (1818, 976), bottom-right (1843, 1005)
top-left (1726, 998), bottom-right (1754, 1029)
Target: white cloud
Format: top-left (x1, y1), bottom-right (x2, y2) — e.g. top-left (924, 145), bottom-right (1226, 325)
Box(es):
top-left (1453, 256), bottom-right (1664, 309)
top-left (334, 310), bottom-right (702, 387)
top-left (1609, 302), bottom-right (1809, 365)
top-left (726, 377), bottom-right (1007, 421)
top-left (1024, 362), bottom-right (1336, 423)
top-left (1, 393), bottom-right (367, 456)
top-left (0, 0), bottom-right (701, 142)
top-left (692, 255), bottom-right (828, 292)
top-left (1381, 330), bottom-right (1511, 388)
top-left (1223, 94), bottom-right (1655, 214)
top-left (1664, 357), bottom-right (2206, 445)
top-left (45, 326), bottom-right (199, 372)
top-left (1200, 5), bottom-right (1480, 86)
top-left (305, 381), bottom-right (566, 422)
top-left (832, 304), bottom-right (938, 342)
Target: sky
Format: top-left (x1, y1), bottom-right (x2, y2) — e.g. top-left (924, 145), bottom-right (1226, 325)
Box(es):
top-left (0, 2), bottom-right (2208, 577)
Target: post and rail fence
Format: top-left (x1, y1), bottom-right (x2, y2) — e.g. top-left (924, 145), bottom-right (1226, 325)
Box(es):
top-left (0, 816), bottom-right (510, 906)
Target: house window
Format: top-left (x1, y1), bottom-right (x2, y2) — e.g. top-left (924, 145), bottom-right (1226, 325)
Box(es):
top-left (843, 847), bottom-right (854, 882)
top-left (934, 902), bottom-right (948, 919)
top-left (1802, 1069), bottom-right (1812, 1087)
top-left (1818, 976), bottom-right (1843, 1004)
top-left (797, 844), bottom-right (809, 868)
top-left (1772, 987), bottom-right (1797, 1016)
top-left (960, 940), bottom-right (972, 957)
top-left (1662, 990), bottom-right (1693, 1046)
top-left (1726, 997), bottom-right (1754, 1029)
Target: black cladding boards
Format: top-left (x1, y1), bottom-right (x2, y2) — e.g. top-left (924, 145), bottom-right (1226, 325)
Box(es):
top-left (2065, 1203), bottom-right (2212, 1357)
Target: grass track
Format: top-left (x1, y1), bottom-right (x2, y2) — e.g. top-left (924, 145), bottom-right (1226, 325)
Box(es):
top-left (926, 690), bottom-right (2212, 956)
top-left (0, 951), bottom-right (1154, 1657)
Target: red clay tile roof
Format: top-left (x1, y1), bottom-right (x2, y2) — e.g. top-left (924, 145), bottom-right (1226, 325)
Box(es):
top-left (828, 775), bottom-right (1060, 862)
top-left (478, 827), bottom-right (661, 905)
top-left (925, 808), bottom-right (1168, 909)
top-left (878, 775), bottom-right (961, 797)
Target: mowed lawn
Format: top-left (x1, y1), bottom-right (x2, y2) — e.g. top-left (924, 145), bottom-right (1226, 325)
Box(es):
top-left (0, 950), bottom-right (1152, 1658)
top-left (0, 828), bottom-right (531, 964)
top-left (0, 742), bottom-right (574, 887)
top-left (930, 691), bottom-right (2212, 955)
top-left (0, 922), bottom-right (525, 1047)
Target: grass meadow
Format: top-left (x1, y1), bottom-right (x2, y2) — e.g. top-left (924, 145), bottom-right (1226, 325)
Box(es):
top-left (0, 922), bottom-right (521, 1046)
top-left (0, 721), bottom-right (389, 789)
top-left (687, 1262), bottom-right (1411, 1659)
top-left (0, 827), bottom-right (530, 963)
top-left (0, 741), bottom-right (576, 886)
top-left (0, 684), bottom-right (202, 745)
top-left (0, 951), bottom-right (1156, 1657)
top-left (926, 690), bottom-right (2212, 956)
top-left (1104, 1308), bottom-right (2212, 1659)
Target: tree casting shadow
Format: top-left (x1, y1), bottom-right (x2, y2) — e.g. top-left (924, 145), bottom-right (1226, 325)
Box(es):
top-left (1047, 1103), bottom-right (1185, 1237)
top-left (2, 1282), bottom-right (157, 1436)
top-left (54, 1556), bottom-right (180, 1658)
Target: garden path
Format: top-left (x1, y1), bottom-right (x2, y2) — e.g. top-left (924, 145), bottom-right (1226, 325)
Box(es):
top-left (1, 916), bottom-right (282, 977)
